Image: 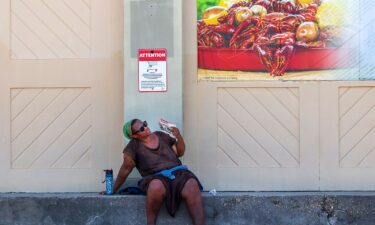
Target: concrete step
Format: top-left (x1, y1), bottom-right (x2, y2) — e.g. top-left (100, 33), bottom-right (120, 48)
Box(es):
top-left (1, 192), bottom-right (375, 225)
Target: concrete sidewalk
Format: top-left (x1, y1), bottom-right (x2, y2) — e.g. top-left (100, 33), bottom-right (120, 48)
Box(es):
top-left (1, 192), bottom-right (375, 225)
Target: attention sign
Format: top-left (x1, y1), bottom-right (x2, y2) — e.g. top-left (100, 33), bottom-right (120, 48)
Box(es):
top-left (138, 49), bottom-right (167, 92)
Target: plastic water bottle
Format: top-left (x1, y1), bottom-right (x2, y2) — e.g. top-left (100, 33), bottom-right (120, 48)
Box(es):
top-left (104, 169), bottom-right (113, 195)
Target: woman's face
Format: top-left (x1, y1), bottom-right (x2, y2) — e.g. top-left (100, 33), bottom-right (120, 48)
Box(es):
top-left (132, 120), bottom-right (151, 138)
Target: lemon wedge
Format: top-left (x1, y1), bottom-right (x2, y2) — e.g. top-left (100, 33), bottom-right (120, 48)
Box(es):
top-left (203, 9), bottom-right (228, 25)
top-left (219, 0), bottom-right (250, 8)
top-left (218, 0), bottom-right (228, 8)
top-left (297, 0), bottom-right (315, 4)
top-left (316, 1), bottom-right (346, 28)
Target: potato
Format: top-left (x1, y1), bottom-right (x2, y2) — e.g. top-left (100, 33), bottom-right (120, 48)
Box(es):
top-left (250, 5), bottom-right (267, 18)
top-left (235, 7), bottom-right (253, 24)
top-left (296, 22), bottom-right (319, 42)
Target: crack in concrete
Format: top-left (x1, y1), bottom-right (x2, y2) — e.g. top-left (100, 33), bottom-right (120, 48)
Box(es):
top-left (321, 196), bottom-right (339, 225)
top-left (85, 208), bottom-right (109, 225)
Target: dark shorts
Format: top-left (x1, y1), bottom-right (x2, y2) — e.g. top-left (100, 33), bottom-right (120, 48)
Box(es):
top-left (138, 170), bottom-right (203, 217)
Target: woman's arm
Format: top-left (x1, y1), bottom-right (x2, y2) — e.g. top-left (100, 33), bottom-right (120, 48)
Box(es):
top-left (113, 153), bottom-right (135, 194)
top-left (171, 127), bottom-right (185, 157)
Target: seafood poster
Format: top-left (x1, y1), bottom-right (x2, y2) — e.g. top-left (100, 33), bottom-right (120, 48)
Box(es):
top-left (197, 0), bottom-right (375, 81)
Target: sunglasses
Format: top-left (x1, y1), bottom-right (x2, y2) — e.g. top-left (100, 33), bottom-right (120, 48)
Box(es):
top-left (133, 121), bottom-right (148, 134)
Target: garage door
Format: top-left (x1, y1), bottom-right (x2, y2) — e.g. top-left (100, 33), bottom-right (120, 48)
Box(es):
top-left (0, 0), bottom-right (123, 192)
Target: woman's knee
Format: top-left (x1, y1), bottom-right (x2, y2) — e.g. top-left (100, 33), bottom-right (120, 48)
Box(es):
top-left (181, 178), bottom-right (201, 199)
top-left (147, 179), bottom-right (166, 198)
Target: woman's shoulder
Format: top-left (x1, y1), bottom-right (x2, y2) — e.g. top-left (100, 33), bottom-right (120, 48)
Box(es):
top-left (123, 139), bottom-right (139, 152)
top-left (154, 131), bottom-right (176, 146)
top-left (127, 138), bottom-right (139, 146)
top-left (154, 131), bottom-right (167, 137)
top-left (154, 131), bottom-right (169, 141)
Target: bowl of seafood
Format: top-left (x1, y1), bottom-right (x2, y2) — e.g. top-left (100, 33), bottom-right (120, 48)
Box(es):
top-left (197, 0), bottom-right (351, 76)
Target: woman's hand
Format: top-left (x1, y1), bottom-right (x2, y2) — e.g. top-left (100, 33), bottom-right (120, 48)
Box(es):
top-left (171, 127), bottom-right (185, 156)
top-left (171, 127), bottom-right (181, 138)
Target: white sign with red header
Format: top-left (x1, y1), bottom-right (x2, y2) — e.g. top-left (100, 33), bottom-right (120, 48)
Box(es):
top-left (138, 49), bottom-right (167, 92)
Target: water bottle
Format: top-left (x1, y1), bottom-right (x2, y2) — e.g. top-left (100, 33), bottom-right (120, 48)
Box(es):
top-left (104, 169), bottom-right (113, 195)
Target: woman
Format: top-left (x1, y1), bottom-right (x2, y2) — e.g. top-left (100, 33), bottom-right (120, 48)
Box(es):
top-left (114, 119), bottom-right (204, 225)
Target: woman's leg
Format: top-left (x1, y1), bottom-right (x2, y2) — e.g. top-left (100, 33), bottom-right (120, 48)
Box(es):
top-left (146, 179), bottom-right (166, 225)
top-left (181, 178), bottom-right (205, 225)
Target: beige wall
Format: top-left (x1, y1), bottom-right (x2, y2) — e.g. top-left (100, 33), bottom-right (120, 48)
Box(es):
top-left (183, 0), bottom-right (375, 191)
top-left (1, 0), bottom-right (375, 192)
top-left (0, 0), bottom-right (124, 192)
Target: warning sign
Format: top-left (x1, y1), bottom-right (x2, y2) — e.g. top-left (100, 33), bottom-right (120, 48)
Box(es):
top-left (138, 49), bottom-right (167, 92)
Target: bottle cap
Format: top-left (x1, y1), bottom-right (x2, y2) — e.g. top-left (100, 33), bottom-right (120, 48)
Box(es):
top-left (104, 169), bottom-right (113, 175)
